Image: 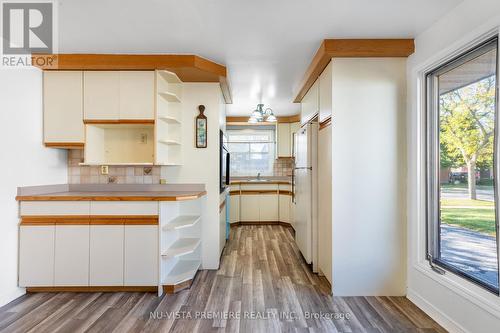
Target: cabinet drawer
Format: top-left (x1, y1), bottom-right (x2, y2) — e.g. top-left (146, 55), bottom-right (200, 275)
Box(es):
top-left (90, 202), bottom-right (158, 215)
top-left (20, 201), bottom-right (90, 216)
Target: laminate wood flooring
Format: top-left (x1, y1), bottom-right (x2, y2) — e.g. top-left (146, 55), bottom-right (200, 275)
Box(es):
top-left (0, 225), bottom-right (446, 332)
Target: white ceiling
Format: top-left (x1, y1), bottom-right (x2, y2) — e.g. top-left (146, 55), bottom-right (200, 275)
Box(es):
top-left (57, 0), bottom-right (463, 116)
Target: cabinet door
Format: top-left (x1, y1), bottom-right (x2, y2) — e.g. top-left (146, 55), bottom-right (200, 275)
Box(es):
top-left (90, 225), bottom-right (124, 286)
top-left (84, 71), bottom-right (120, 120)
top-left (54, 225), bottom-right (90, 286)
top-left (301, 79), bottom-right (319, 125)
top-left (240, 195), bottom-right (260, 222)
top-left (259, 194), bottom-right (279, 222)
top-left (19, 226), bottom-right (55, 287)
top-left (290, 122), bottom-right (301, 158)
top-left (43, 71), bottom-right (84, 143)
top-left (279, 195), bottom-right (291, 223)
top-left (277, 123), bottom-right (291, 157)
top-left (119, 71), bottom-right (155, 120)
top-left (229, 194), bottom-right (240, 223)
top-left (220, 201), bottom-right (227, 254)
top-left (319, 61), bottom-right (332, 123)
top-left (124, 226), bottom-right (158, 286)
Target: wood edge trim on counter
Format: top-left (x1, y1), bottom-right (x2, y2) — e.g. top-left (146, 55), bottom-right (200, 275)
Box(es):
top-left (219, 200), bottom-right (226, 212)
top-left (83, 119), bottom-right (155, 125)
top-left (278, 190), bottom-right (293, 196)
top-left (33, 54), bottom-right (232, 104)
top-left (319, 116), bottom-right (332, 130)
top-left (231, 221), bottom-right (294, 229)
top-left (44, 142), bottom-right (84, 149)
top-left (15, 191), bottom-right (207, 202)
top-left (293, 39), bottom-right (415, 103)
top-left (26, 286), bottom-right (157, 293)
top-left (226, 115), bottom-right (300, 124)
top-left (163, 278), bottom-right (194, 294)
top-left (229, 190), bottom-right (240, 195)
top-left (20, 215), bottom-right (159, 226)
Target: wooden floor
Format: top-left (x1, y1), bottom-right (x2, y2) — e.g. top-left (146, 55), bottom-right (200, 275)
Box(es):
top-left (0, 225), bottom-right (446, 333)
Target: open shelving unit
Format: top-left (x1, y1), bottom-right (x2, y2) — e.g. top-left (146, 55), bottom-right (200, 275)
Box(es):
top-left (159, 200), bottom-right (202, 294)
top-left (155, 70), bottom-right (183, 166)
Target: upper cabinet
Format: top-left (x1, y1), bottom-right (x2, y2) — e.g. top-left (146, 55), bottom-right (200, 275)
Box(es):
top-left (319, 61), bottom-right (332, 123)
top-left (84, 71), bottom-right (154, 121)
top-left (43, 71), bottom-right (84, 145)
top-left (277, 123), bottom-right (291, 158)
top-left (301, 79), bottom-right (319, 125)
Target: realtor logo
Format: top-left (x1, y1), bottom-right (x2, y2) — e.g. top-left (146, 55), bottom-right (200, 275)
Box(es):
top-left (2, 1), bottom-right (53, 54)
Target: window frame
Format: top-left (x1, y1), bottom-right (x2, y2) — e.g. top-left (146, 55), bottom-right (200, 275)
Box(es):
top-left (425, 36), bottom-right (500, 295)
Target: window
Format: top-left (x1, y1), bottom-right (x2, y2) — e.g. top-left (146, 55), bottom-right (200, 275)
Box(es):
top-left (426, 37), bottom-right (500, 293)
top-left (227, 126), bottom-right (276, 176)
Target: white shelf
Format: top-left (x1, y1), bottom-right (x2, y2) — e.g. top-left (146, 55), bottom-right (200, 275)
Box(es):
top-left (162, 238), bottom-right (201, 259)
top-left (163, 259), bottom-right (200, 285)
top-left (158, 71), bottom-right (182, 84)
top-left (159, 92), bottom-right (181, 103)
top-left (159, 139), bottom-right (181, 145)
top-left (164, 215), bottom-right (201, 230)
top-left (159, 116), bottom-right (181, 124)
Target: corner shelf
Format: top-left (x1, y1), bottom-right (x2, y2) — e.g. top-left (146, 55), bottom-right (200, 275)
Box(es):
top-left (162, 238), bottom-right (201, 259)
top-left (159, 116), bottom-right (181, 124)
top-left (163, 215), bottom-right (201, 230)
top-left (158, 70), bottom-right (182, 84)
top-left (163, 259), bottom-right (201, 285)
top-left (159, 92), bottom-right (181, 103)
top-left (159, 139), bottom-right (181, 145)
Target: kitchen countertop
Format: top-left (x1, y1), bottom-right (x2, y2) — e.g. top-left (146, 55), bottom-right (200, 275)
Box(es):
top-left (16, 184), bottom-right (207, 202)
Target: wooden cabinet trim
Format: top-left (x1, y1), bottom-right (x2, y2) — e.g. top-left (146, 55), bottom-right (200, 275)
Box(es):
top-left (319, 116), bottom-right (332, 130)
top-left (44, 142), bottom-right (84, 149)
top-left (294, 39), bottom-right (414, 103)
top-left (21, 215), bottom-right (159, 226)
top-left (83, 119), bottom-right (155, 124)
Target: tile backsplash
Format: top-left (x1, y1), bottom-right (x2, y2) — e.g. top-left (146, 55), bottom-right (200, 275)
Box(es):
top-left (273, 157), bottom-right (294, 177)
top-left (68, 150), bottom-right (161, 184)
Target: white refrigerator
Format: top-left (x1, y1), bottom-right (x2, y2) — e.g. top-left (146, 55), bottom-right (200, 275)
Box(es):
top-left (293, 122), bottom-right (318, 268)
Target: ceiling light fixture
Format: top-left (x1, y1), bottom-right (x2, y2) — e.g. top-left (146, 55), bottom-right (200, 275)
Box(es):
top-left (248, 103), bottom-right (277, 123)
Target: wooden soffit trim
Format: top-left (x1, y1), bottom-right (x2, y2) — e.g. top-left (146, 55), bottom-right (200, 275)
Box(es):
top-left (293, 39), bottom-right (415, 103)
top-left (33, 53), bottom-right (232, 104)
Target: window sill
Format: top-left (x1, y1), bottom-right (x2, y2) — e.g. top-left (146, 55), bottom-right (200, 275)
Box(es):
top-left (413, 262), bottom-right (500, 319)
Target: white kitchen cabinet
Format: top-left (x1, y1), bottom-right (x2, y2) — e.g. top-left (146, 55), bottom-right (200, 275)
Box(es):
top-left (84, 71), bottom-right (155, 121)
top-left (43, 71), bottom-right (84, 144)
top-left (124, 225), bottom-right (158, 286)
top-left (19, 226), bottom-right (55, 287)
top-left (301, 79), bottom-right (319, 125)
top-left (90, 225), bottom-right (124, 286)
top-left (279, 195), bottom-right (291, 224)
top-left (290, 122), bottom-right (301, 158)
top-left (277, 123), bottom-right (291, 157)
top-left (119, 71), bottom-right (155, 120)
top-left (240, 195), bottom-right (260, 222)
top-left (84, 71), bottom-right (120, 120)
top-left (229, 194), bottom-right (240, 223)
top-left (259, 194), bottom-right (279, 222)
top-left (319, 61), bottom-right (333, 123)
top-left (54, 225), bottom-right (90, 286)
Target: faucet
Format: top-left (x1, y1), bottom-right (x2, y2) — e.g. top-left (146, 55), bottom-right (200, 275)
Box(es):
top-left (257, 172), bottom-right (261, 180)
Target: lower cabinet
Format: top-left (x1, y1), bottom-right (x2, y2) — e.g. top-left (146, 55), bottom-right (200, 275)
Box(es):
top-left (240, 195), bottom-right (260, 222)
top-left (259, 194), bottom-right (279, 221)
top-left (124, 225), bottom-right (158, 286)
top-left (90, 225), bottom-right (124, 286)
top-left (229, 195), bottom-right (240, 224)
top-left (54, 225), bottom-right (90, 286)
top-left (279, 195), bottom-right (290, 223)
top-left (19, 226), bottom-right (55, 287)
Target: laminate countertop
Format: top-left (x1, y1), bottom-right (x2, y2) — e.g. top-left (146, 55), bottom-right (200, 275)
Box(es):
top-left (16, 184), bottom-right (207, 202)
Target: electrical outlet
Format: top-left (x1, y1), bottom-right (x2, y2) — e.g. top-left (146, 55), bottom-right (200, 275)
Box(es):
top-left (101, 165), bottom-right (109, 175)
top-left (140, 133), bottom-right (148, 144)
top-left (160, 179), bottom-right (167, 184)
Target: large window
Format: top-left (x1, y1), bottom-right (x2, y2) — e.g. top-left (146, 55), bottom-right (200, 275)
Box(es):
top-left (426, 37), bottom-right (500, 293)
top-left (227, 126), bottom-right (275, 176)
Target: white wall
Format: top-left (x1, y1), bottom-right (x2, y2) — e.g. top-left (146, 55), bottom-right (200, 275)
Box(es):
top-left (162, 83), bottom-right (224, 269)
top-left (331, 58), bottom-right (407, 296)
top-left (407, 1), bottom-right (500, 332)
top-left (0, 68), bottom-right (68, 307)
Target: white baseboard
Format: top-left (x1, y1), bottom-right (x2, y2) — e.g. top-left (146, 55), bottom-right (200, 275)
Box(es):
top-left (0, 287), bottom-right (26, 308)
top-left (407, 288), bottom-right (467, 333)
